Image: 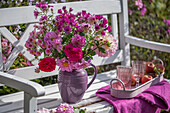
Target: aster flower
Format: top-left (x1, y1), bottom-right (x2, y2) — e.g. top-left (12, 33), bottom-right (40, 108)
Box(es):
top-left (45, 48), bottom-right (51, 55)
top-left (95, 24), bottom-right (100, 31)
top-left (56, 58), bottom-right (74, 72)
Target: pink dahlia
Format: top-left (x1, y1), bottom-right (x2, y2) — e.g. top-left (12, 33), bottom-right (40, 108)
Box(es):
top-left (56, 58), bottom-right (74, 72)
top-left (71, 34), bottom-right (86, 48)
top-left (56, 103), bottom-right (74, 113)
top-left (63, 44), bottom-right (83, 62)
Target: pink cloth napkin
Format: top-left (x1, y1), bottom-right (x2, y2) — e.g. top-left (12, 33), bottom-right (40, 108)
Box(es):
top-left (96, 80), bottom-right (170, 113)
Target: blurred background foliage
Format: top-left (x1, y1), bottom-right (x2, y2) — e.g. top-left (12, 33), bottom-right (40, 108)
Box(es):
top-left (0, 0), bottom-right (169, 96)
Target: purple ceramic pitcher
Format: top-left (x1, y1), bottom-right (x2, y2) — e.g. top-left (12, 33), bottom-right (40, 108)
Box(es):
top-left (58, 63), bottom-right (97, 103)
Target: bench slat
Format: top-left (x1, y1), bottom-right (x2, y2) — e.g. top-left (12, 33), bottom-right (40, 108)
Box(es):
top-left (125, 35), bottom-right (170, 53)
top-left (7, 50), bottom-right (120, 80)
top-left (0, 0), bottom-right (121, 27)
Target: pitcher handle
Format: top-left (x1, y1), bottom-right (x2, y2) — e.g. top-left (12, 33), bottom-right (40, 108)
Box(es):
top-left (87, 63), bottom-right (97, 89)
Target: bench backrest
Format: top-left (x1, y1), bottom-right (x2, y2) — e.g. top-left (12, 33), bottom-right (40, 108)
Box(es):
top-left (0, 0), bottom-right (129, 81)
top-left (0, 0), bottom-right (169, 82)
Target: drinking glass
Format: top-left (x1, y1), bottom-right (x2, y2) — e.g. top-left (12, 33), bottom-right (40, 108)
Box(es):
top-left (116, 65), bottom-right (132, 89)
top-left (132, 61), bottom-right (146, 87)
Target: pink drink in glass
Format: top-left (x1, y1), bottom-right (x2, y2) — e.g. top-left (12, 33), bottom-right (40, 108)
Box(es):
top-left (116, 65), bottom-right (132, 89)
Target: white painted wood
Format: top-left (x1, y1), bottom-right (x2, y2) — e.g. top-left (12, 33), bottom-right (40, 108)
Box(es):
top-left (0, 0), bottom-right (121, 27)
top-left (4, 24), bottom-right (35, 71)
top-left (125, 35), bottom-right (170, 53)
top-left (95, 106), bottom-right (113, 113)
top-left (111, 14), bottom-right (119, 46)
top-left (0, 33), bottom-right (3, 71)
top-left (80, 101), bottom-right (111, 112)
top-left (119, 0), bottom-right (130, 66)
top-left (24, 92), bottom-right (37, 113)
top-left (0, 72), bottom-right (45, 97)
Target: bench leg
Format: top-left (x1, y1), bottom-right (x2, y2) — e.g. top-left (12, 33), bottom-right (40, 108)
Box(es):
top-left (24, 92), bottom-right (37, 113)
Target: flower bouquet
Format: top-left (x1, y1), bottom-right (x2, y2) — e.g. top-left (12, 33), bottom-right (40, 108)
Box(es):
top-left (26, 1), bottom-right (118, 103)
top-left (26, 2), bottom-right (118, 72)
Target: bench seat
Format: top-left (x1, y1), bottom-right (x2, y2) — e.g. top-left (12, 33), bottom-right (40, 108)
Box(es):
top-left (0, 70), bottom-right (117, 113)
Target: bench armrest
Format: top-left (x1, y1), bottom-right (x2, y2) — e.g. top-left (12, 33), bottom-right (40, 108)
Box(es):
top-left (0, 72), bottom-right (45, 97)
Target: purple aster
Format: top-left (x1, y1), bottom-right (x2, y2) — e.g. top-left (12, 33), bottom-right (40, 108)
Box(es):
top-left (64, 26), bottom-right (72, 33)
top-left (69, 8), bottom-right (73, 12)
top-left (95, 24), bottom-right (100, 31)
top-left (40, 15), bottom-right (47, 21)
top-left (95, 15), bottom-right (103, 20)
top-left (47, 44), bottom-right (52, 49)
top-left (41, 44), bottom-right (46, 49)
top-left (34, 9), bottom-right (39, 19)
top-left (37, 39), bottom-right (43, 46)
top-left (56, 103), bottom-right (74, 113)
top-left (72, 34), bottom-right (86, 47)
top-left (62, 6), bottom-right (66, 10)
top-left (58, 9), bottom-right (62, 14)
top-left (45, 48), bottom-right (51, 55)
top-left (101, 31), bottom-right (105, 36)
top-left (102, 18), bottom-right (108, 25)
top-left (36, 51), bottom-right (41, 56)
top-left (82, 10), bottom-right (86, 16)
top-left (108, 25), bottom-right (112, 32)
top-left (30, 50), bottom-right (35, 55)
top-left (28, 37), bottom-right (34, 43)
top-left (28, 43), bottom-right (33, 48)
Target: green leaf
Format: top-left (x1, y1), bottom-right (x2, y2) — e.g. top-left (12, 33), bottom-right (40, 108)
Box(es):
top-left (106, 42), bottom-right (111, 47)
top-left (79, 32), bottom-right (85, 36)
top-left (90, 51), bottom-right (96, 56)
top-left (94, 40), bottom-right (99, 46)
top-left (99, 47), bottom-right (106, 53)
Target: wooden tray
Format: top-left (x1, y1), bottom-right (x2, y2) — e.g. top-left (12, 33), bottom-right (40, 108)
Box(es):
top-left (110, 73), bottom-right (164, 98)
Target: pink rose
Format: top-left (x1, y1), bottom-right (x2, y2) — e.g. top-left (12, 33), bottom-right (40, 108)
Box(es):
top-left (63, 44), bottom-right (83, 62)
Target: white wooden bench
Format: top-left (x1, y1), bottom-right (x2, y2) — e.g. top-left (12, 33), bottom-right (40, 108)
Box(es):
top-left (0, 0), bottom-right (170, 113)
